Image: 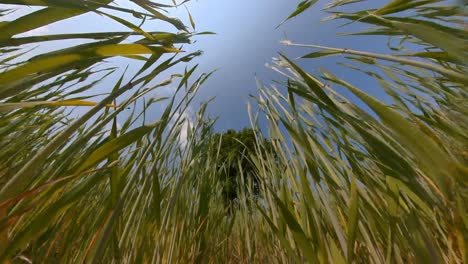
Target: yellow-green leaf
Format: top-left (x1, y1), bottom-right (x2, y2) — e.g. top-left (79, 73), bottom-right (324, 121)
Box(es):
top-left (347, 176), bottom-right (359, 262)
top-left (76, 122), bottom-right (159, 173)
top-left (0, 100), bottom-right (117, 112)
top-left (0, 45), bottom-right (180, 85)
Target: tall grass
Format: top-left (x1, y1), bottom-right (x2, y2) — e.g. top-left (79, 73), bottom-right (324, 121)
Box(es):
top-left (0, 0), bottom-right (466, 263)
top-left (248, 1), bottom-right (467, 263)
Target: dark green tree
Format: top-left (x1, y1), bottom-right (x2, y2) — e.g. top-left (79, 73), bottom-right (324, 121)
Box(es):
top-left (211, 128), bottom-right (271, 210)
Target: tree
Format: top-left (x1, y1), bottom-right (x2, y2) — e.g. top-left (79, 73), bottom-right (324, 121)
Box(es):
top-left (211, 128), bottom-right (270, 210)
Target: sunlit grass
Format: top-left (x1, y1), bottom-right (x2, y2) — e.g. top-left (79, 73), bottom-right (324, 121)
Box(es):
top-left (0, 0), bottom-right (466, 263)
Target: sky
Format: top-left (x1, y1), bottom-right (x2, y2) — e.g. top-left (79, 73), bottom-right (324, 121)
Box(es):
top-left (175, 0), bottom-right (390, 130)
top-left (3, 0), bottom-right (396, 132)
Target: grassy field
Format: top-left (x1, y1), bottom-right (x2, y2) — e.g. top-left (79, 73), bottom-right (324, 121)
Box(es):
top-left (0, 0), bottom-right (466, 263)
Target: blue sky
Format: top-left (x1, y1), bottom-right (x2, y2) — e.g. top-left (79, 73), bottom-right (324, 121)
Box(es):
top-left (4, 0), bottom-right (397, 131)
top-left (176, 0), bottom-right (390, 130)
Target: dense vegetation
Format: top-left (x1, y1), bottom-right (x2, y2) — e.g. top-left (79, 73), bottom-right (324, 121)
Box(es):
top-left (0, 0), bottom-right (466, 263)
top-left (211, 128), bottom-right (271, 210)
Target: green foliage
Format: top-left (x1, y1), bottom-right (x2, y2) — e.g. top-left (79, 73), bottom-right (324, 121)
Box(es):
top-left (255, 0), bottom-right (467, 263)
top-left (0, 0), bottom-right (466, 263)
top-left (0, 1), bottom-right (222, 262)
top-left (211, 128), bottom-right (272, 209)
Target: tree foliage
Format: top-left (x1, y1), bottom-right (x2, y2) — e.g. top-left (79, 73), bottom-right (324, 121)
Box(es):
top-left (212, 128), bottom-right (269, 208)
